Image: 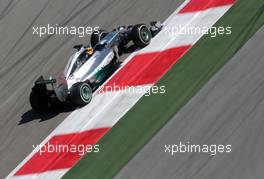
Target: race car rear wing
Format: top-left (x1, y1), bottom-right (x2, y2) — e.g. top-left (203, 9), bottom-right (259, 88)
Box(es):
top-left (35, 76), bottom-right (56, 85)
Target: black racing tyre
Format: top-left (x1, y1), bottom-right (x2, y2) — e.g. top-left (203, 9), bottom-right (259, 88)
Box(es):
top-left (132, 24), bottom-right (152, 47)
top-left (30, 86), bottom-right (49, 111)
top-left (69, 82), bottom-right (92, 106)
top-left (90, 30), bottom-right (108, 47)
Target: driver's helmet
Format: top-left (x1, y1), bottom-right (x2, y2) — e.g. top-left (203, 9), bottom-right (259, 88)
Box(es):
top-left (117, 26), bottom-right (125, 31)
top-left (86, 47), bottom-right (94, 56)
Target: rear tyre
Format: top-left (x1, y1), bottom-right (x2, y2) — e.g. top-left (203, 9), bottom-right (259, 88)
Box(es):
top-left (69, 82), bottom-right (92, 106)
top-left (90, 30), bottom-right (108, 47)
top-left (30, 82), bottom-right (49, 111)
top-left (132, 24), bottom-right (152, 47)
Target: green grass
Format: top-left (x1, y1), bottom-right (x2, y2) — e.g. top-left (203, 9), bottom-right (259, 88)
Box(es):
top-left (63, 0), bottom-right (264, 178)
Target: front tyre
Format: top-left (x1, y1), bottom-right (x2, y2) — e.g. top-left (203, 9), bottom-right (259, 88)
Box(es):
top-left (132, 24), bottom-right (152, 47)
top-left (69, 82), bottom-right (92, 106)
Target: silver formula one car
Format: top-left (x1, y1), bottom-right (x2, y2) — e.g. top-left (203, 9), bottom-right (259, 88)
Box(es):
top-left (30, 22), bottom-right (162, 110)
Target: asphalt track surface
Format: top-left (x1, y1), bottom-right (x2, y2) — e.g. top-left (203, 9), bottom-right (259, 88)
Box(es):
top-left (0, 0), bottom-right (185, 178)
top-left (114, 26), bottom-right (264, 179)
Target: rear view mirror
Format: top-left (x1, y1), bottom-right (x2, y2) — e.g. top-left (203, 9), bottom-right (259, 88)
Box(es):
top-left (73, 44), bottom-right (83, 51)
